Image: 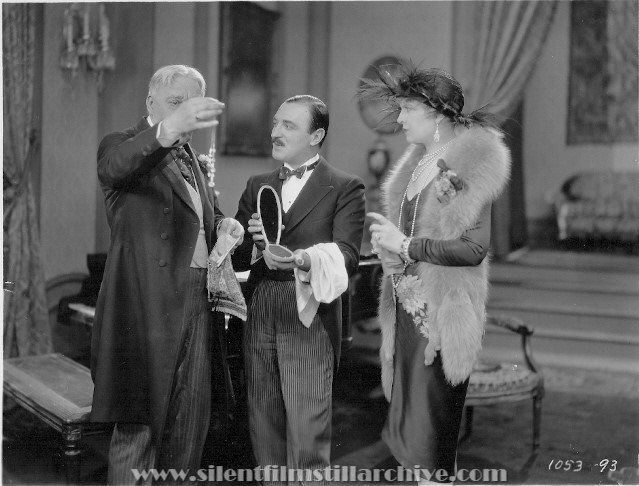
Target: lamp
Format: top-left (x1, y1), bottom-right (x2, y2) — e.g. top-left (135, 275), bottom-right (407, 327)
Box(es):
top-left (59, 3), bottom-right (115, 91)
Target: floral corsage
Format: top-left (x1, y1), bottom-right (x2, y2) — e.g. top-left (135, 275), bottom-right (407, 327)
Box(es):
top-left (434, 159), bottom-right (464, 203)
top-left (197, 153), bottom-right (216, 187)
top-left (395, 274), bottom-right (430, 338)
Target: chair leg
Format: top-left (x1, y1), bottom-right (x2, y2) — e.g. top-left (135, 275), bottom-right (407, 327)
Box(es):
top-left (532, 395), bottom-right (542, 454)
top-left (63, 425), bottom-right (82, 485)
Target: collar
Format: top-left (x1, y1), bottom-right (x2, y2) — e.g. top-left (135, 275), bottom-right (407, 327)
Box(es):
top-left (283, 154), bottom-right (319, 171)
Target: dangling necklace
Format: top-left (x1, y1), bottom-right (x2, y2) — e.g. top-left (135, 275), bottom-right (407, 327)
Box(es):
top-left (391, 139), bottom-right (453, 291)
top-left (391, 175), bottom-right (428, 291)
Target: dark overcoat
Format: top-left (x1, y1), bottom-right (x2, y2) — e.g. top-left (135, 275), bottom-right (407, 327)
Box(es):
top-left (232, 158), bottom-right (365, 366)
top-left (90, 117), bottom-right (225, 441)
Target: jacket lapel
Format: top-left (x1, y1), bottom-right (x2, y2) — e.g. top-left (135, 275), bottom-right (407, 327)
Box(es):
top-left (256, 169), bottom-right (283, 205)
top-left (283, 158), bottom-right (333, 233)
top-left (185, 144), bottom-right (215, 247)
top-left (265, 169), bottom-right (283, 196)
top-left (160, 154), bottom-right (197, 214)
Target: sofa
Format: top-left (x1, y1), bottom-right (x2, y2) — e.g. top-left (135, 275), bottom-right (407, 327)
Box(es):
top-left (554, 171), bottom-right (639, 245)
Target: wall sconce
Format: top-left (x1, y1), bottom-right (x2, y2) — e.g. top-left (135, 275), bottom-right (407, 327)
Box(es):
top-left (59, 3), bottom-right (115, 91)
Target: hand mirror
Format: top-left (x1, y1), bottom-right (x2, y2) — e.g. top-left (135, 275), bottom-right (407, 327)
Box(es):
top-left (257, 185), bottom-right (294, 261)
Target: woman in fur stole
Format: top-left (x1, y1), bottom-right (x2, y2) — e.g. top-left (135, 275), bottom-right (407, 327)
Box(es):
top-left (359, 62), bottom-right (511, 484)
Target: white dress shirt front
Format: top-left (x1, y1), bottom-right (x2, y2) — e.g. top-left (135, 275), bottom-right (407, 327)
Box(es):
top-left (281, 154), bottom-right (320, 212)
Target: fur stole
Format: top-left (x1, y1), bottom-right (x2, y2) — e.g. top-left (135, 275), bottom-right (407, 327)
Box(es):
top-left (377, 126), bottom-right (511, 400)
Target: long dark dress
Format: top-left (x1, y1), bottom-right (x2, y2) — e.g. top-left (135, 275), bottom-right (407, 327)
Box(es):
top-left (382, 189), bottom-right (492, 479)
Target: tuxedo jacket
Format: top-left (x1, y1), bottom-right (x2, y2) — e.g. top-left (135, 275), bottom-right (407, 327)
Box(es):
top-left (233, 157), bottom-right (366, 365)
top-left (90, 117), bottom-right (227, 441)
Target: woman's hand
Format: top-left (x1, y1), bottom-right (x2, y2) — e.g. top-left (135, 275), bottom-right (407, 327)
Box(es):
top-left (368, 212), bottom-right (406, 254)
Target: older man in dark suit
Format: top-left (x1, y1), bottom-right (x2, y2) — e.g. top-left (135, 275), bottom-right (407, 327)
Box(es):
top-left (233, 95), bottom-right (365, 482)
top-left (91, 64), bottom-right (243, 484)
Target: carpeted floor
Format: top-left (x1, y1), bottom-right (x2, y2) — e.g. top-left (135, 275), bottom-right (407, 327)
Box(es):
top-left (4, 250), bottom-right (639, 485)
top-left (331, 347), bottom-right (639, 485)
top-left (3, 345), bottom-right (639, 485)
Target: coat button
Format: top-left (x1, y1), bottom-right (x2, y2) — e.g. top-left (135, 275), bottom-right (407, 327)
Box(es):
top-left (163, 208), bottom-right (170, 214)
top-left (161, 232), bottom-right (168, 240)
top-left (158, 260), bottom-right (167, 267)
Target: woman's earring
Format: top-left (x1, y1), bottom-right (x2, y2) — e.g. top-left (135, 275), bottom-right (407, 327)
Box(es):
top-left (434, 121), bottom-right (440, 142)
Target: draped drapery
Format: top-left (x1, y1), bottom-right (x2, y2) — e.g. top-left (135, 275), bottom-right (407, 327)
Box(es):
top-left (452, 0), bottom-right (557, 257)
top-left (453, 0), bottom-right (558, 119)
top-left (3, 4), bottom-right (51, 357)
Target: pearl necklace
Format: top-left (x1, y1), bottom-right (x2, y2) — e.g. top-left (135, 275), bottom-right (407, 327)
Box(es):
top-left (392, 140), bottom-right (453, 292)
top-left (410, 140), bottom-right (453, 182)
top-left (392, 174), bottom-right (429, 291)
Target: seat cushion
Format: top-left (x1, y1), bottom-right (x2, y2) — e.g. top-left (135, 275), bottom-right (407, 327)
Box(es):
top-left (467, 362), bottom-right (541, 399)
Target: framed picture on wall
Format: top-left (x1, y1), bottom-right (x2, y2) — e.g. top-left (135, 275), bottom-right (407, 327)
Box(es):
top-left (567, 0), bottom-right (638, 144)
top-left (219, 2), bottom-right (280, 156)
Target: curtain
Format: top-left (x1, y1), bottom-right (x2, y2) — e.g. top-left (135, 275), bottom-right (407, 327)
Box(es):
top-left (3, 4), bottom-right (51, 357)
top-left (452, 1), bottom-right (557, 257)
top-left (454, 1), bottom-right (558, 118)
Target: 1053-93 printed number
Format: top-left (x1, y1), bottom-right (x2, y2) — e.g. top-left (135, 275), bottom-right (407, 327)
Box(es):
top-left (548, 459), bottom-right (618, 473)
top-left (548, 459), bottom-right (583, 472)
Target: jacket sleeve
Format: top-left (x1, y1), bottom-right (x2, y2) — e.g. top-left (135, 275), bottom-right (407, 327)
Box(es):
top-left (98, 125), bottom-right (172, 190)
top-left (333, 175), bottom-right (366, 277)
top-left (408, 203), bottom-right (491, 266)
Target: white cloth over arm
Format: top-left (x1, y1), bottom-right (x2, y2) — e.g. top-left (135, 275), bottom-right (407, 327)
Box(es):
top-left (294, 242), bottom-right (348, 327)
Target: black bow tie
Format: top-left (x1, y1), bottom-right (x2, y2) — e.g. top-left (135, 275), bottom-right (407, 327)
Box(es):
top-left (279, 161), bottom-right (319, 180)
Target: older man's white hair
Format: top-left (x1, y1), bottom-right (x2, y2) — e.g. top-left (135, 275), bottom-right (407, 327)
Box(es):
top-left (148, 65), bottom-right (206, 97)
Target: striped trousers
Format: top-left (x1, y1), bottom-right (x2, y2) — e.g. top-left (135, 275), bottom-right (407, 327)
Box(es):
top-left (107, 268), bottom-right (212, 485)
top-left (244, 279), bottom-right (334, 484)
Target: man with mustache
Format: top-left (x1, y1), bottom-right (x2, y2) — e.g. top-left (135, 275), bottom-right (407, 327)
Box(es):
top-left (233, 95), bottom-right (365, 482)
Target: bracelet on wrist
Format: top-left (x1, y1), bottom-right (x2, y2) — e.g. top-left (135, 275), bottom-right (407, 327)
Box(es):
top-left (400, 237), bottom-right (415, 264)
